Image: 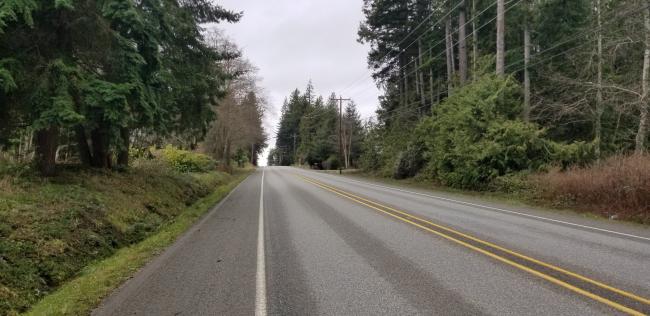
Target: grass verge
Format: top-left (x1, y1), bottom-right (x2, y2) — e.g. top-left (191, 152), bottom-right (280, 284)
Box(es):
top-left (22, 169), bottom-right (251, 316)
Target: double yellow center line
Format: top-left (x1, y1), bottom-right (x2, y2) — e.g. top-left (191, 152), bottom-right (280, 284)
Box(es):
top-left (298, 175), bottom-right (650, 315)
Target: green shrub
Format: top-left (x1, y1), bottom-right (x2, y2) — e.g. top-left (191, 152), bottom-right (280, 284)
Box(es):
top-left (416, 75), bottom-right (557, 189)
top-left (0, 153), bottom-right (32, 177)
top-left (550, 141), bottom-right (596, 169)
top-left (487, 172), bottom-right (535, 194)
top-left (393, 141), bottom-right (425, 179)
top-left (359, 122), bottom-right (382, 172)
top-left (322, 155), bottom-right (340, 170)
top-left (129, 146), bottom-right (155, 160)
top-left (161, 145), bottom-right (216, 173)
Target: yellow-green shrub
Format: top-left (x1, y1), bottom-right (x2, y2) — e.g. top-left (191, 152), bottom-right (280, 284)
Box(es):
top-left (160, 146), bottom-right (216, 173)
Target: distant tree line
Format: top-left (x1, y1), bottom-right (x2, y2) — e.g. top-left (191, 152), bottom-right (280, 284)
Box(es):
top-left (0, 0), bottom-right (266, 175)
top-left (269, 81), bottom-right (363, 169)
top-left (199, 31), bottom-right (267, 168)
top-left (351, 0), bottom-right (650, 188)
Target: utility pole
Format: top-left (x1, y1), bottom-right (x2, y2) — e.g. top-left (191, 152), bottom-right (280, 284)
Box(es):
top-left (333, 95), bottom-right (350, 174)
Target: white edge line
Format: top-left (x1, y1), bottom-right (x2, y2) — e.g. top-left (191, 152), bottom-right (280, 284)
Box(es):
top-left (255, 168), bottom-right (267, 316)
top-left (306, 169), bottom-right (650, 242)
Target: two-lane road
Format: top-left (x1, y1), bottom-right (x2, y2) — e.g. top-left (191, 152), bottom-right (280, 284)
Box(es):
top-left (94, 167), bottom-right (650, 315)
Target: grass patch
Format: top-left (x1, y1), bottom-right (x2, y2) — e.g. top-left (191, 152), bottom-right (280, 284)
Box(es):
top-left (23, 170), bottom-right (250, 316)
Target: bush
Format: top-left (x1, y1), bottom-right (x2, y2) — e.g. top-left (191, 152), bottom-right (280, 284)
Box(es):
top-left (359, 123), bottom-right (382, 172)
top-left (393, 141), bottom-right (425, 179)
top-left (160, 145), bottom-right (216, 173)
top-left (487, 172), bottom-right (535, 194)
top-left (414, 75), bottom-right (597, 189)
top-left (322, 155), bottom-right (340, 170)
top-left (416, 75), bottom-right (554, 189)
top-left (129, 146), bottom-right (155, 160)
top-left (535, 154), bottom-right (650, 223)
top-left (550, 141), bottom-right (596, 169)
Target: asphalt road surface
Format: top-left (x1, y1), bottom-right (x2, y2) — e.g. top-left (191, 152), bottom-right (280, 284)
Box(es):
top-left (94, 166), bottom-right (650, 316)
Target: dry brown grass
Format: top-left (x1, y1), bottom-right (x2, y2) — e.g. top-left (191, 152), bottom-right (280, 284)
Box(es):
top-left (535, 154), bottom-right (650, 223)
top-left (0, 176), bottom-right (17, 194)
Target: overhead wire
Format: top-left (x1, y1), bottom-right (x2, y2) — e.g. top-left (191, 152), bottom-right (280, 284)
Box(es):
top-left (338, 0), bottom-right (461, 96)
top-left (505, 2), bottom-right (650, 73)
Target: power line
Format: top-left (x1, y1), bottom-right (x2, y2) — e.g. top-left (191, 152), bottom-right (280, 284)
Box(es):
top-left (339, 0), bottom-right (462, 96)
top-left (400, 0), bottom-right (523, 82)
top-left (505, 2), bottom-right (650, 73)
top-left (342, 0), bottom-right (520, 105)
top-left (386, 0), bottom-right (502, 84)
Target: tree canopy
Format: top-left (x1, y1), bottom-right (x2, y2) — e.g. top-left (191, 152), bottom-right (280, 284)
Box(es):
top-left (0, 0), bottom-right (247, 175)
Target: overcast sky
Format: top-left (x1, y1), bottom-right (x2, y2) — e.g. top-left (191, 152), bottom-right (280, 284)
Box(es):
top-left (210, 0), bottom-right (381, 166)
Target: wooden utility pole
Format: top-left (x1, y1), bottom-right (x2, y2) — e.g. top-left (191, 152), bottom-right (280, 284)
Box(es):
top-left (334, 95), bottom-right (350, 174)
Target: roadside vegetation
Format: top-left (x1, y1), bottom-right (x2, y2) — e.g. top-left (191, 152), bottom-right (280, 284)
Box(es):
top-left (534, 154), bottom-right (650, 222)
top-left (268, 0), bottom-right (650, 223)
top-left (0, 149), bottom-right (250, 315)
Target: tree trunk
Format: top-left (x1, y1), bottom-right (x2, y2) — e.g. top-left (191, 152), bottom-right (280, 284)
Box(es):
top-left (345, 127), bottom-right (353, 169)
top-left (90, 126), bottom-right (112, 168)
top-left (343, 132), bottom-right (349, 169)
top-left (450, 29), bottom-right (456, 73)
top-left (414, 56), bottom-right (421, 100)
top-left (35, 127), bottom-right (59, 176)
top-left (594, 0), bottom-right (604, 158)
top-left (404, 65), bottom-right (409, 105)
top-left (472, 0), bottom-right (478, 80)
top-left (636, 2), bottom-right (650, 154)
top-left (27, 130), bottom-right (34, 160)
top-left (458, 0), bottom-right (468, 84)
top-left (523, 14), bottom-right (531, 122)
top-left (429, 65), bottom-right (435, 105)
top-left (445, 18), bottom-right (454, 95)
top-left (418, 39), bottom-right (426, 107)
top-left (251, 143), bottom-right (256, 166)
top-left (496, 0), bottom-right (506, 75)
top-left (225, 141), bottom-right (231, 167)
top-left (116, 127), bottom-right (130, 169)
top-left (399, 56), bottom-right (407, 108)
top-left (399, 66), bottom-right (405, 108)
top-left (17, 132), bottom-right (23, 161)
top-left (76, 125), bottom-right (92, 166)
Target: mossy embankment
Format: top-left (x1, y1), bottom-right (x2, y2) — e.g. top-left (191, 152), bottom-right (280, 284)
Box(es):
top-left (0, 157), bottom-right (251, 315)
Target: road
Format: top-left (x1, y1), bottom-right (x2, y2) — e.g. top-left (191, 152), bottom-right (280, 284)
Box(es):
top-left (94, 167), bottom-right (650, 315)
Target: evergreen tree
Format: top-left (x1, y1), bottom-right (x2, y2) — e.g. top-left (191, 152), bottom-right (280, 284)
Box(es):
top-left (0, 0), bottom-right (241, 175)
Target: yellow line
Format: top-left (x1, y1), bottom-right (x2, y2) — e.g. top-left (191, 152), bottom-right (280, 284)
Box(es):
top-left (298, 175), bottom-right (647, 316)
top-left (300, 175), bottom-right (650, 307)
